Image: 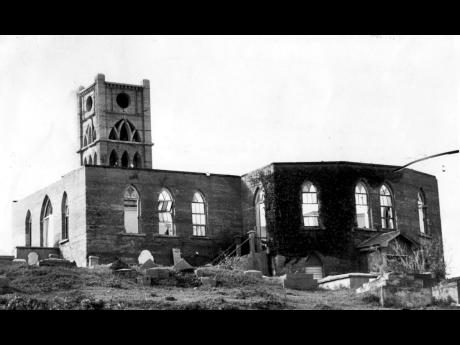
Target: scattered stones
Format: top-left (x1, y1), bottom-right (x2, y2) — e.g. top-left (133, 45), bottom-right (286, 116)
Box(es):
top-left (146, 267), bottom-right (171, 279)
top-left (283, 273), bottom-right (318, 291)
top-left (200, 276), bottom-right (217, 287)
top-left (88, 256), bottom-right (99, 267)
top-left (243, 270), bottom-right (263, 279)
top-left (172, 248), bottom-right (182, 265)
top-left (140, 259), bottom-right (157, 270)
top-left (138, 250), bottom-right (154, 265)
top-left (27, 252), bottom-right (39, 266)
top-left (39, 258), bottom-right (75, 267)
top-left (173, 259), bottom-right (194, 273)
top-left (109, 258), bottom-right (130, 270)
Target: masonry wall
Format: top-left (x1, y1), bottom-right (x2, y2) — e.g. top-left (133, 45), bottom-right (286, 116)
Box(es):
top-left (11, 168), bottom-right (87, 266)
top-left (85, 166), bottom-right (243, 266)
top-left (242, 162), bottom-right (442, 275)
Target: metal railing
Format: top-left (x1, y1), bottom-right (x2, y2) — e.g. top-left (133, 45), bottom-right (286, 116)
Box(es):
top-left (211, 236), bottom-right (250, 266)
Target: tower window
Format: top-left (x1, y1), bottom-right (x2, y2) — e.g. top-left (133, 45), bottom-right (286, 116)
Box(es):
top-left (158, 189), bottom-right (175, 236)
top-left (121, 151), bottom-right (129, 168)
top-left (302, 181), bottom-right (319, 227)
top-left (85, 95), bottom-right (93, 112)
top-left (192, 192), bottom-right (206, 236)
top-left (380, 184), bottom-right (395, 229)
top-left (133, 152), bottom-right (142, 168)
top-left (116, 92), bottom-right (130, 109)
top-left (109, 150), bottom-right (118, 167)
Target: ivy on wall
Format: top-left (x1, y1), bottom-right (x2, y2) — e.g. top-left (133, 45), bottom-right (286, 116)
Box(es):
top-left (249, 164), bottom-right (405, 261)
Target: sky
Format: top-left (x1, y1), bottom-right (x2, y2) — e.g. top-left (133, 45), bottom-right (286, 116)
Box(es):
top-left (0, 36), bottom-right (458, 275)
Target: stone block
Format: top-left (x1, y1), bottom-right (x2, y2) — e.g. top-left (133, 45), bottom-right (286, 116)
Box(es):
top-left (27, 252), bottom-right (39, 266)
top-left (49, 254), bottom-right (59, 259)
top-left (114, 268), bottom-right (137, 278)
top-left (283, 272), bottom-right (318, 290)
top-left (12, 259), bottom-right (27, 265)
top-left (173, 259), bottom-right (194, 272)
top-left (200, 276), bottom-right (217, 287)
top-left (137, 275), bottom-right (152, 286)
top-left (382, 286), bottom-right (433, 308)
top-left (39, 258), bottom-right (75, 268)
top-left (244, 270), bottom-right (263, 279)
top-left (0, 275), bottom-right (10, 288)
top-left (138, 250), bottom-right (154, 265)
top-left (88, 256), bottom-right (99, 267)
top-left (146, 267), bottom-right (171, 279)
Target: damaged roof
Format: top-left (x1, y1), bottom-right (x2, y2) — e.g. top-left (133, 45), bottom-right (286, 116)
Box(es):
top-left (357, 230), bottom-right (419, 251)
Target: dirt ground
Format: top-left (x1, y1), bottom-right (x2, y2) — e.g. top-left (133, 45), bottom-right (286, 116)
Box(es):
top-left (0, 262), bottom-right (457, 310)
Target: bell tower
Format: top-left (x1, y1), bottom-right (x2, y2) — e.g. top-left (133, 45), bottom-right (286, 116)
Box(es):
top-left (76, 74), bottom-right (153, 169)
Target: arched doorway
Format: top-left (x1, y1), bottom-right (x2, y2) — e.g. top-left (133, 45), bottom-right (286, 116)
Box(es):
top-left (305, 252), bottom-right (324, 280)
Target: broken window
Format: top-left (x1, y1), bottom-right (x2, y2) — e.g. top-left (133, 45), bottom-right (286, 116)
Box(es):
top-left (158, 189), bottom-right (175, 236)
top-left (355, 182), bottom-right (370, 228)
top-left (124, 186), bottom-right (140, 234)
top-left (192, 192), bottom-right (206, 236)
top-left (109, 150), bottom-right (118, 167)
top-left (418, 191), bottom-right (428, 234)
top-left (61, 192), bottom-right (69, 240)
top-left (380, 184), bottom-right (394, 229)
top-left (255, 189), bottom-right (267, 238)
top-left (302, 182), bottom-right (319, 227)
top-left (40, 196), bottom-right (53, 247)
top-left (25, 210), bottom-right (32, 247)
top-left (121, 151), bottom-right (129, 168)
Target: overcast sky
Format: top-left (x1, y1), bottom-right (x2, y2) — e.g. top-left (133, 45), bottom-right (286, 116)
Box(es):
top-left (0, 36), bottom-right (458, 275)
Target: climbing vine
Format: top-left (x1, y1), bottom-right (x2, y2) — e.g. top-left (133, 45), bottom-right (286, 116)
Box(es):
top-left (249, 164), bottom-right (404, 261)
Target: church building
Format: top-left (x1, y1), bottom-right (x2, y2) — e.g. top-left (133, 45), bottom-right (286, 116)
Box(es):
top-left (11, 74), bottom-right (444, 277)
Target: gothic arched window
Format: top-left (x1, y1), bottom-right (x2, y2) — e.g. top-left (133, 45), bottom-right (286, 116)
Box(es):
top-left (109, 150), bottom-right (118, 167)
top-left (380, 184), bottom-right (395, 229)
top-left (355, 182), bottom-right (371, 229)
top-left (61, 192), bottom-right (69, 240)
top-left (108, 120), bottom-right (140, 142)
top-left (192, 192), bottom-right (206, 236)
top-left (121, 151), bottom-right (129, 168)
top-left (158, 189), bottom-right (174, 236)
top-left (302, 181), bottom-right (319, 227)
top-left (40, 196), bottom-right (53, 247)
top-left (124, 186), bottom-right (140, 234)
top-left (255, 188), bottom-right (267, 238)
top-left (133, 152), bottom-right (142, 168)
top-left (418, 190), bottom-right (428, 234)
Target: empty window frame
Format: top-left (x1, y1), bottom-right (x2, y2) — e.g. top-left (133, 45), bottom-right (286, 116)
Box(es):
top-left (40, 196), bottom-right (53, 247)
top-left (355, 182), bottom-right (370, 229)
top-left (192, 192), bottom-right (206, 236)
top-left (302, 182), bottom-right (319, 227)
top-left (133, 152), bottom-right (142, 168)
top-left (158, 189), bottom-right (175, 236)
top-left (109, 150), bottom-right (118, 167)
top-left (255, 189), bottom-right (267, 238)
top-left (121, 151), bottom-right (129, 168)
top-left (61, 192), bottom-right (69, 240)
top-left (25, 210), bottom-right (32, 247)
top-left (124, 185), bottom-right (140, 234)
top-left (418, 191), bottom-right (428, 234)
top-left (380, 184), bottom-right (395, 229)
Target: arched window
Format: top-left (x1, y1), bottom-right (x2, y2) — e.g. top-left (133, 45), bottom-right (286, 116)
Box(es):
top-left (302, 182), bottom-right (319, 227)
top-left (380, 184), bottom-right (394, 229)
top-left (355, 182), bottom-right (370, 229)
top-left (93, 152), bottom-right (97, 165)
top-left (109, 150), bottom-right (118, 167)
top-left (158, 189), bottom-right (174, 236)
top-left (255, 189), bottom-right (267, 238)
top-left (83, 135), bottom-right (88, 147)
top-left (119, 122), bottom-right (130, 141)
top-left (124, 186), bottom-right (140, 234)
top-left (192, 192), bottom-right (206, 236)
top-left (418, 191), bottom-right (428, 234)
top-left (109, 128), bottom-right (118, 140)
top-left (83, 157), bottom-right (87, 165)
top-left (132, 131), bottom-right (141, 142)
top-left (133, 152), bottom-right (142, 168)
top-left (40, 196), bottom-right (53, 247)
top-left (121, 151), bottom-right (129, 168)
top-left (61, 193), bottom-right (69, 240)
top-left (25, 210), bottom-right (32, 247)
top-left (88, 155), bottom-right (92, 165)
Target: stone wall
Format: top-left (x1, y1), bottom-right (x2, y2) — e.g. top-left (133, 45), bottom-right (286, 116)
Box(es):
top-left (11, 167), bottom-right (87, 266)
top-left (85, 166), bottom-right (244, 265)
